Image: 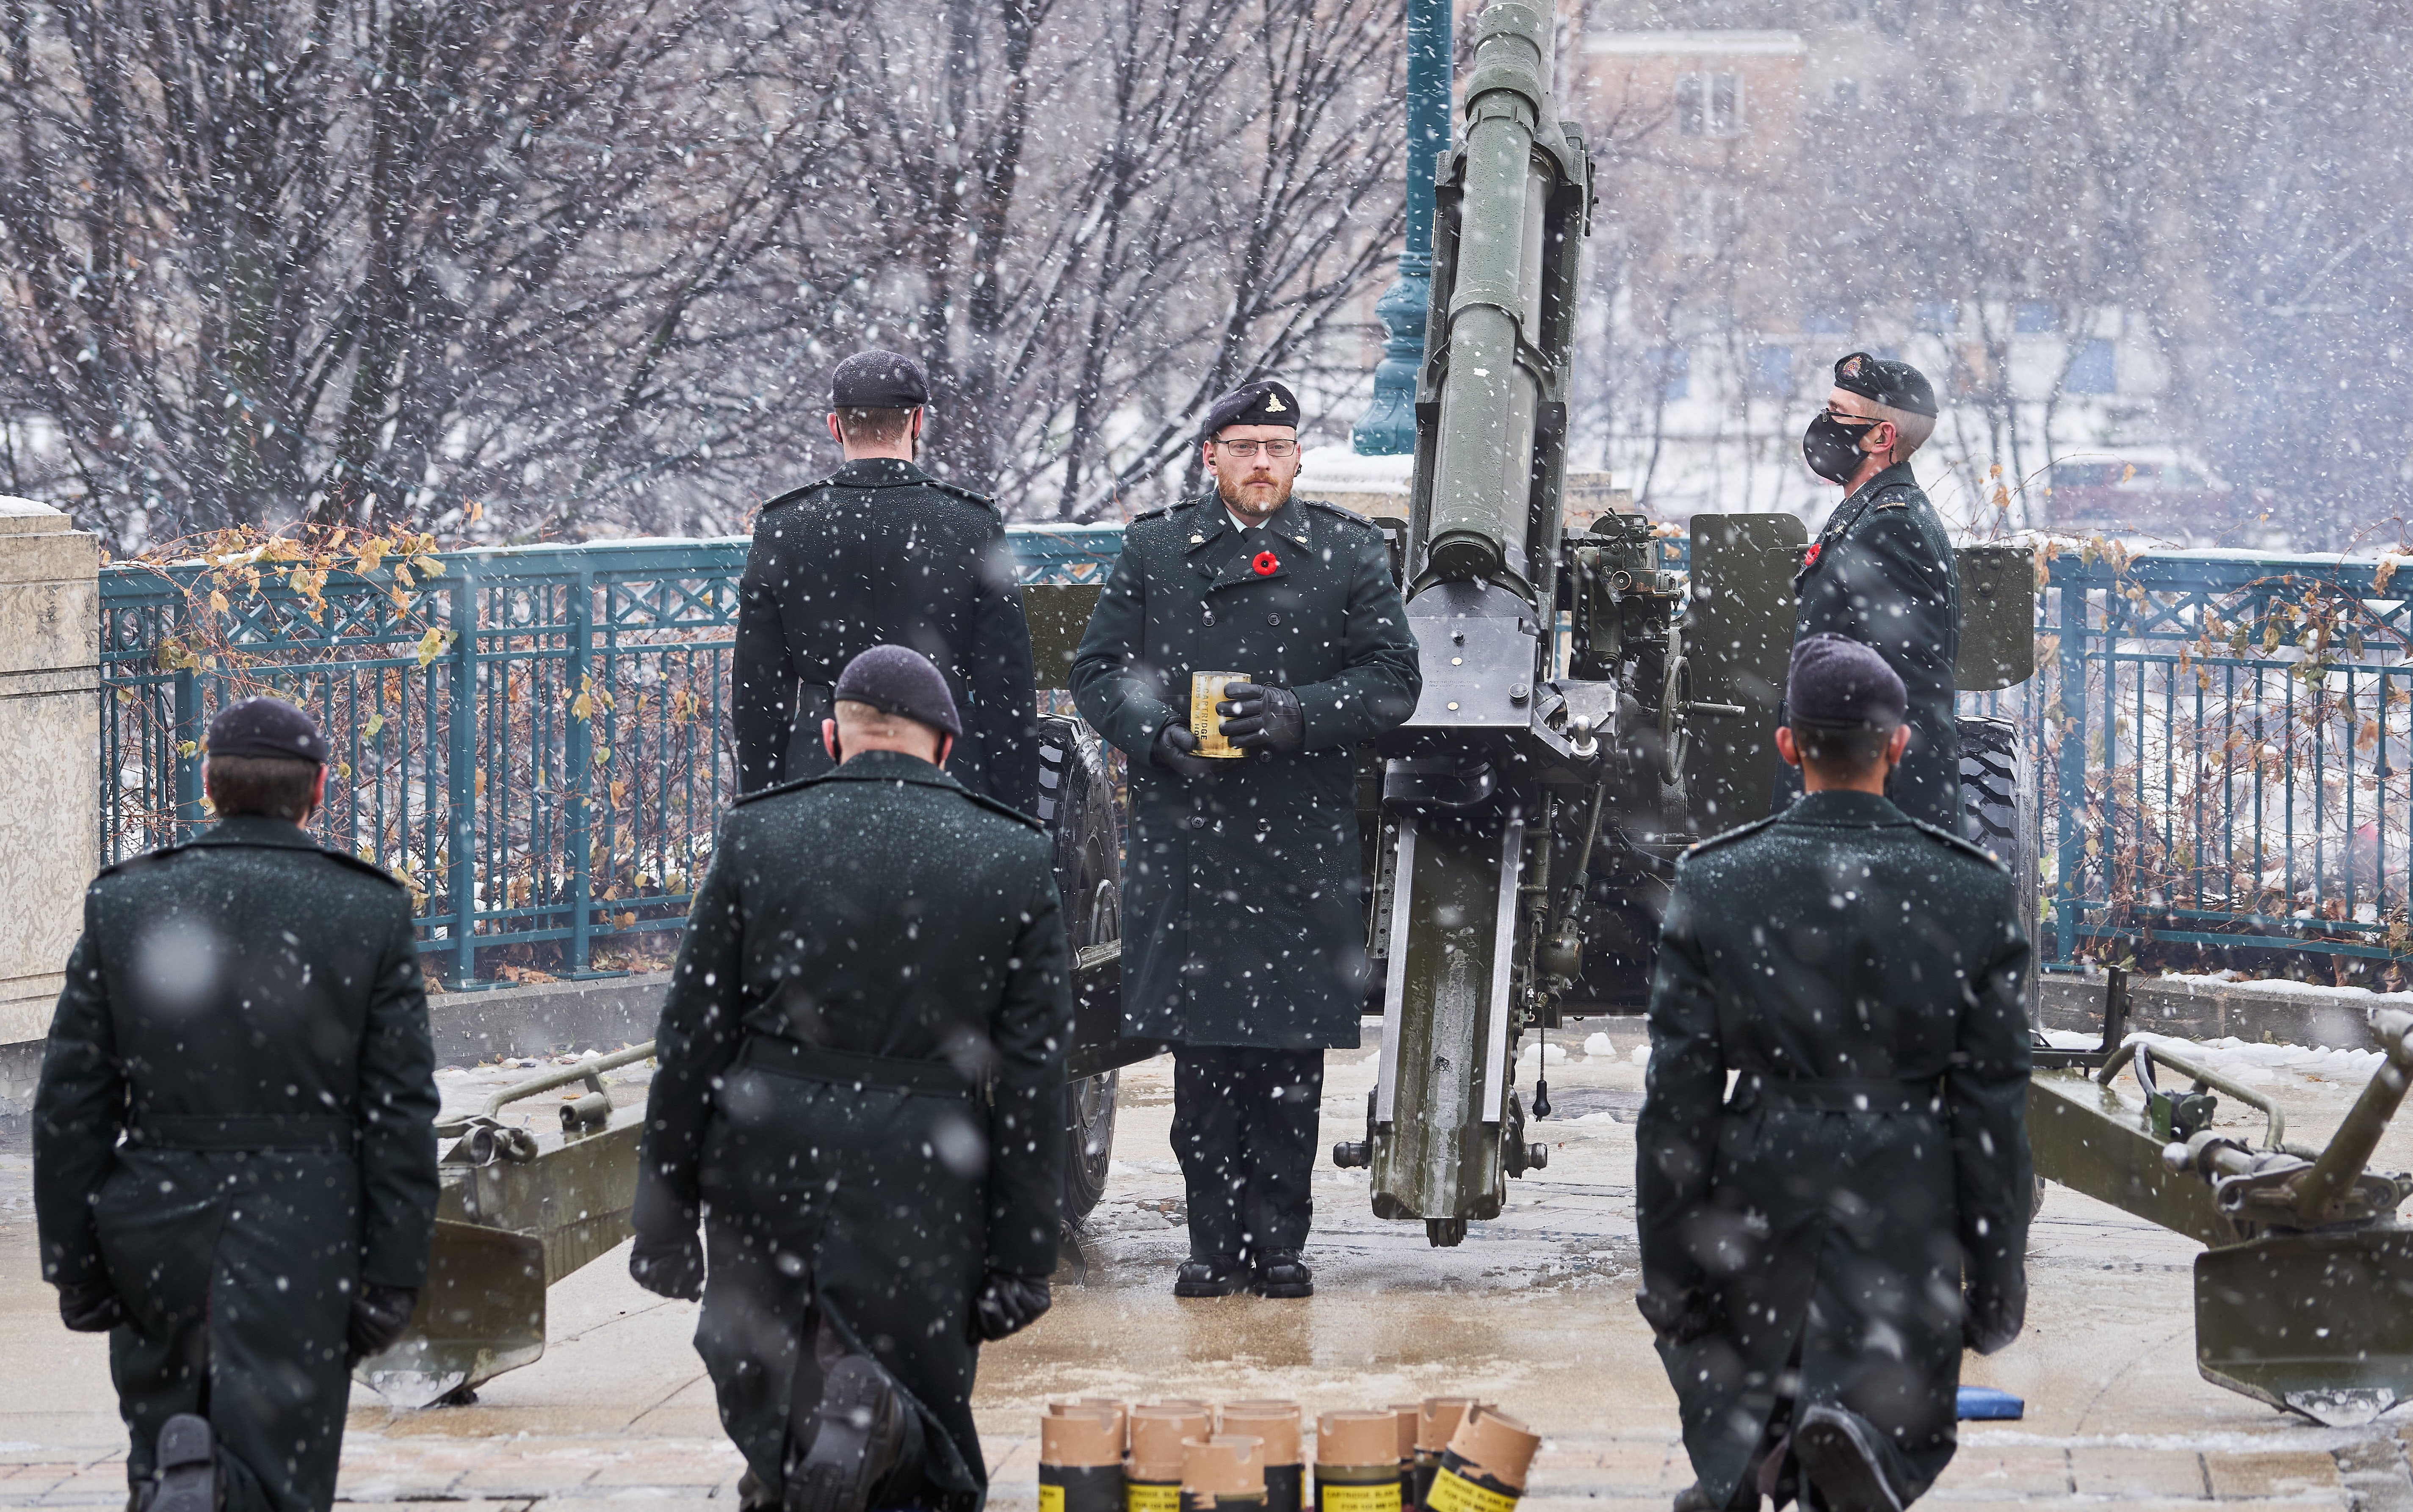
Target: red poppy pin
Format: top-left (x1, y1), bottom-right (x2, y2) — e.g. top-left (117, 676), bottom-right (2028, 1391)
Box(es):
top-left (1252, 550), bottom-right (1280, 577)
top-left (1804, 543), bottom-right (1823, 568)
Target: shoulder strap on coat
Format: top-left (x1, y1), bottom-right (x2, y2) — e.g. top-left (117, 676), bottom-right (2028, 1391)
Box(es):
top-left (1910, 817), bottom-right (2009, 871)
top-left (1683, 813), bottom-right (1781, 857)
top-left (958, 789), bottom-right (1044, 831)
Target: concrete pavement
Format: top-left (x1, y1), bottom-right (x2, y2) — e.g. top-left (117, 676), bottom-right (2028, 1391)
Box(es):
top-left (6, 1022), bottom-right (2413, 1509)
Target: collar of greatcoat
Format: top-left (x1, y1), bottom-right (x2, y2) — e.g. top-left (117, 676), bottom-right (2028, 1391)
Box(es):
top-left (822, 747), bottom-right (962, 790)
top-left (1779, 788), bottom-right (1915, 828)
top-left (1182, 493), bottom-right (1313, 592)
top-left (188, 814), bottom-right (330, 851)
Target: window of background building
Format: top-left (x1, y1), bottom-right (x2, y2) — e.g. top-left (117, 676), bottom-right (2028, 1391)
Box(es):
top-left (1749, 344), bottom-right (1795, 399)
top-left (1913, 300), bottom-right (1958, 332)
top-left (1676, 71), bottom-right (1743, 137)
top-left (2067, 338), bottom-right (2117, 394)
top-left (2015, 301), bottom-right (2057, 334)
top-left (1655, 346), bottom-right (1691, 401)
top-left (1831, 79), bottom-right (1859, 108)
top-left (1677, 187), bottom-right (1738, 255)
top-left (1804, 307), bottom-right (1852, 335)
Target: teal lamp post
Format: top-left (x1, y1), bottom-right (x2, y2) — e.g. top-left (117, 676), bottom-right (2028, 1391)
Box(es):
top-left (1351, 0), bottom-right (1454, 455)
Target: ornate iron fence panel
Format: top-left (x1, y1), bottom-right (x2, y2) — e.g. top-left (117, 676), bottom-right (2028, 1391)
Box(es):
top-left (96, 528), bottom-right (1125, 989)
top-left (2029, 549), bottom-right (2413, 971)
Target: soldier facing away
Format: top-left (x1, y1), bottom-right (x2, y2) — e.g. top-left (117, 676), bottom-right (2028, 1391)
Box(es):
top-left (1777, 353), bottom-right (1961, 831)
top-left (630, 645), bottom-right (1069, 1512)
top-left (1638, 635), bottom-right (2032, 1512)
top-left (732, 348), bottom-right (1041, 811)
top-left (33, 697), bottom-right (440, 1512)
top-left (1069, 378), bottom-right (1421, 1299)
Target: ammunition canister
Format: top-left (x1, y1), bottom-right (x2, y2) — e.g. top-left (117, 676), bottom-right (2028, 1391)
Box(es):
top-left (1043, 1410), bottom-right (1128, 1512)
top-left (1181, 1435), bottom-right (1266, 1512)
top-left (1386, 1406), bottom-right (1419, 1509)
top-left (1051, 1400), bottom-right (1131, 1455)
top-left (1411, 1400), bottom-right (1479, 1511)
top-left (1219, 1403), bottom-right (1302, 1512)
top-left (1315, 1412), bottom-right (1404, 1512)
top-left (1129, 1407), bottom-right (1213, 1512)
top-left (1189, 673), bottom-right (1249, 759)
top-left (1424, 1408), bottom-right (1539, 1512)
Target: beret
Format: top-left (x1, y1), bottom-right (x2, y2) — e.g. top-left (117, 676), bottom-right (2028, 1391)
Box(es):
top-left (1204, 378), bottom-right (1302, 439)
top-left (833, 644), bottom-right (962, 737)
top-left (206, 695), bottom-right (330, 764)
top-left (1831, 351), bottom-right (1937, 418)
top-left (1787, 633), bottom-right (1907, 730)
top-left (831, 349), bottom-right (929, 409)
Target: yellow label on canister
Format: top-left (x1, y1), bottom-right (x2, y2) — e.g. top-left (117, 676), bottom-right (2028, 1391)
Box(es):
top-left (1130, 1481), bottom-right (1183, 1512)
top-left (1318, 1483), bottom-right (1402, 1512)
top-left (1043, 1487), bottom-right (1067, 1512)
top-left (1189, 672), bottom-right (1249, 759)
top-left (1423, 1470), bottom-right (1517, 1512)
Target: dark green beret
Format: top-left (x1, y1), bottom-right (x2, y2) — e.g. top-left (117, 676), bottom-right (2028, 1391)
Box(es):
top-left (1832, 351), bottom-right (1937, 418)
top-left (1204, 379), bottom-right (1302, 438)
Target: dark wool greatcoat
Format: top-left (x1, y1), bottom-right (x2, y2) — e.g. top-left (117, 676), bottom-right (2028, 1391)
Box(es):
top-left (33, 818), bottom-right (439, 1512)
top-left (1068, 492), bottom-right (1420, 1050)
top-left (1776, 462), bottom-right (1962, 830)
top-left (1636, 791), bottom-right (2032, 1508)
top-left (732, 457), bottom-right (1041, 811)
top-left (633, 752), bottom-right (1070, 1505)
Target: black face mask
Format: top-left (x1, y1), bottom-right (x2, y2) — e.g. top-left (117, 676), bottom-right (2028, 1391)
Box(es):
top-left (1802, 412), bottom-right (1878, 484)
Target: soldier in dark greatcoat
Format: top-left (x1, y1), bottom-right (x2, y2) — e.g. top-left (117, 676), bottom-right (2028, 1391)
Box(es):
top-left (1779, 353), bottom-right (1962, 831)
top-left (1638, 636), bottom-right (2032, 1512)
top-left (630, 646), bottom-right (1069, 1512)
top-left (732, 349), bottom-right (1040, 810)
top-left (33, 697), bottom-right (439, 1512)
top-left (1069, 379), bottom-right (1421, 1300)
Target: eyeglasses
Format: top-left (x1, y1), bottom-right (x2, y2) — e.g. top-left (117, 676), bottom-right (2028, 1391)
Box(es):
top-left (1822, 408), bottom-right (1881, 427)
top-left (1215, 439), bottom-right (1298, 459)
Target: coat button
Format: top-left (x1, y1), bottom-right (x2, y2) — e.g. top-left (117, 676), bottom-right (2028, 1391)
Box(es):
top-left (1190, 816), bottom-right (1207, 829)
top-left (1266, 613), bottom-right (1280, 626)
top-left (1202, 611), bottom-right (1216, 626)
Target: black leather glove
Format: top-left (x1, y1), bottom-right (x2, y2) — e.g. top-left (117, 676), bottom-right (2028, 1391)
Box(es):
top-left (1151, 721), bottom-right (1218, 779)
top-left (969, 1270), bottom-right (1052, 1342)
top-left (1217, 681), bottom-right (1304, 754)
top-left (346, 1283), bottom-right (420, 1365)
top-left (630, 1228), bottom-right (706, 1300)
top-left (1962, 1285), bottom-right (2025, 1356)
top-left (1635, 1281), bottom-right (1717, 1346)
top-left (56, 1278), bottom-right (128, 1333)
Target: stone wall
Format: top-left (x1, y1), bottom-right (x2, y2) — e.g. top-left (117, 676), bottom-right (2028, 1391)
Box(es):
top-left (0, 498), bottom-right (99, 1047)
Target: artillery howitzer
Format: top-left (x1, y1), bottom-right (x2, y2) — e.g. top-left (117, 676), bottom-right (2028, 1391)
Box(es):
top-left (1318, 0), bottom-right (2038, 1244)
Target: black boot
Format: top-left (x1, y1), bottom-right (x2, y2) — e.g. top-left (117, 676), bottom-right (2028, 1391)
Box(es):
top-left (784, 1356), bottom-right (909, 1512)
top-left (150, 1415), bottom-right (219, 1512)
top-left (1791, 1406), bottom-right (1902, 1512)
top-left (1252, 1250), bottom-right (1313, 1299)
top-left (1173, 1255), bottom-right (1251, 1298)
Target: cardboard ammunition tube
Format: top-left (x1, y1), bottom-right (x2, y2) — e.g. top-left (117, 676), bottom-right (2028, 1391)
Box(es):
top-left (1219, 1404), bottom-right (1302, 1512)
top-left (1129, 1407), bottom-right (1213, 1512)
top-left (1387, 1406), bottom-right (1421, 1509)
top-left (1181, 1435), bottom-right (1267, 1512)
top-left (1044, 1410), bottom-right (1128, 1512)
top-left (1052, 1400), bottom-right (1130, 1455)
top-left (1315, 1412), bottom-right (1404, 1512)
top-left (1426, 1408), bottom-right (1539, 1512)
top-left (1410, 1401), bottom-right (1477, 1511)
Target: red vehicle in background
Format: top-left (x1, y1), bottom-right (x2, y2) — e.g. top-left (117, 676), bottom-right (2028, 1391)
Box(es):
top-left (2046, 449), bottom-right (2258, 539)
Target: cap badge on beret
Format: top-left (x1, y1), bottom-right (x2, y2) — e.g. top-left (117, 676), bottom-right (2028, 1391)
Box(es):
top-left (1839, 355), bottom-right (1864, 379)
top-left (1263, 391), bottom-right (1286, 413)
top-left (1252, 550), bottom-right (1279, 577)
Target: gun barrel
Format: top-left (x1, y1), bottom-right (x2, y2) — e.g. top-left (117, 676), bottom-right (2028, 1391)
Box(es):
top-left (1421, 1), bottom-right (1557, 592)
top-left (2292, 1010), bottom-right (2413, 1225)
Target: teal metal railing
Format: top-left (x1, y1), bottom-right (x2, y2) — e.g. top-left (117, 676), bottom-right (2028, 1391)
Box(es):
top-left (2030, 548), bottom-right (2413, 970)
top-left (97, 529), bottom-right (2412, 982)
top-left (97, 527), bottom-right (1123, 989)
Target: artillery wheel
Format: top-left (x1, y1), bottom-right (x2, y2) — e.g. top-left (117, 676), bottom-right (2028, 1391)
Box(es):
top-left (1959, 715), bottom-right (2039, 1021)
top-left (1040, 715), bottom-right (1123, 1224)
top-left (1426, 1217), bottom-right (1468, 1247)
